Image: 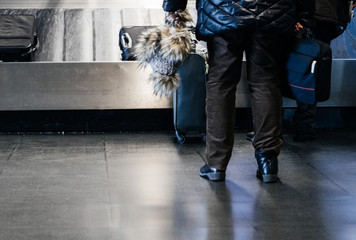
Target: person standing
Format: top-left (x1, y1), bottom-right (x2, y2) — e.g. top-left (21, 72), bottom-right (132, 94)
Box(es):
top-left (246, 0), bottom-right (355, 142)
top-left (163, 0), bottom-right (296, 182)
top-left (293, 0), bottom-right (356, 142)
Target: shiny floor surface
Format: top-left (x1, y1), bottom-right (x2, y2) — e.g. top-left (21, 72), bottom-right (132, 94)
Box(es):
top-left (0, 130), bottom-right (356, 240)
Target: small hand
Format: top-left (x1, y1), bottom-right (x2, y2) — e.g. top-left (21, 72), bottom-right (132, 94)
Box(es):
top-left (165, 12), bottom-right (180, 22)
top-left (295, 22), bottom-right (304, 33)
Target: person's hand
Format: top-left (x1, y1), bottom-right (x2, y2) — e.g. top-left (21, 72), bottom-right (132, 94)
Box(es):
top-left (295, 22), bottom-right (304, 33)
top-left (165, 11), bottom-right (183, 27)
top-left (165, 11), bottom-right (180, 22)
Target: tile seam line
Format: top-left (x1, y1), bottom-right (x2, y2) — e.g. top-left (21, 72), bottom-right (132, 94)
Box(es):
top-left (306, 162), bottom-right (352, 197)
top-left (6, 141), bottom-right (21, 162)
top-left (0, 141), bottom-right (21, 176)
top-left (103, 139), bottom-right (113, 239)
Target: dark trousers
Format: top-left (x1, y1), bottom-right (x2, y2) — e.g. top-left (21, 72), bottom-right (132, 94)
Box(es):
top-left (293, 21), bottom-right (334, 135)
top-left (293, 101), bottom-right (317, 135)
top-left (205, 30), bottom-right (288, 170)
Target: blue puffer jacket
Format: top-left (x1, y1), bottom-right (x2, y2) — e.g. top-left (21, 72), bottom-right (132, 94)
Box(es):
top-left (163, 0), bottom-right (296, 40)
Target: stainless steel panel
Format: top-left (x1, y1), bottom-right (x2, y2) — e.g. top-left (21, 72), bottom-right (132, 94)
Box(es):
top-left (320, 59), bottom-right (356, 107)
top-left (0, 60), bottom-right (355, 111)
top-left (0, 62), bottom-right (172, 110)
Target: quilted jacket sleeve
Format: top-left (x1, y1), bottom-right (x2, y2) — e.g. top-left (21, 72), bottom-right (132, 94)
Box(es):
top-left (162, 0), bottom-right (187, 12)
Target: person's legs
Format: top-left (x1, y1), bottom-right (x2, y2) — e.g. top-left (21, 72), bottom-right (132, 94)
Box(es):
top-left (246, 30), bottom-right (287, 182)
top-left (292, 101), bottom-right (317, 141)
top-left (247, 31), bottom-right (285, 154)
top-left (292, 20), bottom-right (334, 141)
top-left (201, 32), bottom-right (247, 180)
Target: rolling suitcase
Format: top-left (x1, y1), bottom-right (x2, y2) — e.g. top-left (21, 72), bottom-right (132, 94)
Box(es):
top-left (174, 53), bottom-right (207, 144)
top-left (0, 15), bottom-right (38, 62)
top-left (119, 26), bottom-right (155, 61)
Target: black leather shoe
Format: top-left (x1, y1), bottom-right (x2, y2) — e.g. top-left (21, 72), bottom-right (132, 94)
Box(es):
top-left (246, 131), bottom-right (255, 142)
top-left (200, 164), bottom-right (226, 181)
top-left (255, 150), bottom-right (278, 183)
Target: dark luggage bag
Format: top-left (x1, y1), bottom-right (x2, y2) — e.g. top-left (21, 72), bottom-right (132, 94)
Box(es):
top-left (174, 54), bottom-right (207, 144)
top-left (0, 15), bottom-right (38, 62)
top-left (119, 26), bottom-right (155, 61)
top-left (282, 38), bottom-right (332, 104)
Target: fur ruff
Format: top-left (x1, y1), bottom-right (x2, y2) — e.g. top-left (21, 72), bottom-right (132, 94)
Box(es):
top-left (135, 27), bottom-right (191, 67)
top-left (160, 28), bottom-right (191, 62)
top-left (134, 10), bottom-right (193, 96)
top-left (164, 9), bottom-right (193, 29)
top-left (149, 71), bottom-right (180, 96)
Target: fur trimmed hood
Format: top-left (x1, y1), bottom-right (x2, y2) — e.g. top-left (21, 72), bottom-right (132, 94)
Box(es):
top-left (134, 10), bottom-right (193, 96)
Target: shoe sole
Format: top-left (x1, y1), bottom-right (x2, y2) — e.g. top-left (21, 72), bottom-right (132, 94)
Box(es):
top-left (200, 172), bottom-right (226, 181)
top-left (256, 170), bottom-right (278, 183)
top-left (261, 174), bottom-right (278, 183)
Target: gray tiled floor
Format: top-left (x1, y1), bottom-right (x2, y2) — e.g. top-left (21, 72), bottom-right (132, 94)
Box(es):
top-left (0, 130), bottom-right (355, 240)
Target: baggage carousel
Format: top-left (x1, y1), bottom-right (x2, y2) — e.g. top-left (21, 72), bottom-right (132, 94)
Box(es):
top-left (0, 8), bottom-right (356, 132)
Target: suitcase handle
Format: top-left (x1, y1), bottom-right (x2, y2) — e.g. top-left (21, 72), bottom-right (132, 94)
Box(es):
top-left (21, 32), bottom-right (39, 57)
top-left (121, 33), bottom-right (133, 49)
top-left (311, 60), bottom-right (317, 73)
